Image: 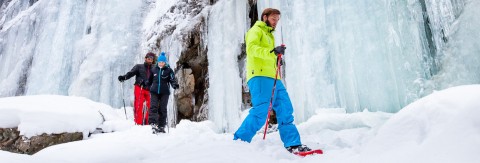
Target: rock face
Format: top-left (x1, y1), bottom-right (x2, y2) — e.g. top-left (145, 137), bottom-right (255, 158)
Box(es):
top-left (0, 128), bottom-right (83, 155)
top-left (175, 68), bottom-right (195, 119)
top-left (144, 0), bottom-right (270, 124)
top-left (145, 0), bottom-right (212, 122)
top-left (174, 18), bottom-right (210, 121)
top-left (147, 0), bottom-right (271, 124)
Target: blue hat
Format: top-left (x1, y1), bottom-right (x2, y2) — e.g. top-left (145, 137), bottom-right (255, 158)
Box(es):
top-left (158, 52), bottom-right (167, 63)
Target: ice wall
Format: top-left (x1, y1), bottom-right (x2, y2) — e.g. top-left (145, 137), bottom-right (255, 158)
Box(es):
top-left (256, 0), bottom-right (478, 122)
top-left (207, 0), bottom-right (247, 132)
top-left (0, 0), bottom-right (144, 107)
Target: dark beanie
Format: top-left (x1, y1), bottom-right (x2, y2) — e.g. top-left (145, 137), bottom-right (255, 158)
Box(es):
top-left (145, 52), bottom-right (156, 59)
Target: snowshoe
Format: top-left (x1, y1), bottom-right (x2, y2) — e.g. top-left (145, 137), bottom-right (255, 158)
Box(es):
top-left (286, 145), bottom-right (323, 157)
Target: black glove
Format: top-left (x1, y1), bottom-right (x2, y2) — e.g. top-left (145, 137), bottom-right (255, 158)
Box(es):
top-left (118, 76), bottom-right (126, 82)
top-left (172, 83), bottom-right (179, 89)
top-left (271, 45), bottom-right (286, 56)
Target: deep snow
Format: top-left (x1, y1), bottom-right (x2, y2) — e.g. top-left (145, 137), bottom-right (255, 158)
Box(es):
top-left (1, 85), bottom-right (480, 162)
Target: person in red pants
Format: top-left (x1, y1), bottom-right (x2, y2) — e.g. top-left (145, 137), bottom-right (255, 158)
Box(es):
top-left (118, 52), bottom-right (156, 125)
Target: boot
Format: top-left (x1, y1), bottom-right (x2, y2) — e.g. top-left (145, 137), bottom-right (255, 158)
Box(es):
top-left (151, 124), bottom-right (166, 134)
top-left (286, 144), bottom-right (312, 153)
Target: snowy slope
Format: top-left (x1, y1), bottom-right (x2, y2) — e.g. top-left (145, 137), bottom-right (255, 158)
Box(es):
top-left (359, 84), bottom-right (480, 163)
top-left (1, 85), bottom-right (480, 162)
top-left (0, 95), bottom-right (133, 138)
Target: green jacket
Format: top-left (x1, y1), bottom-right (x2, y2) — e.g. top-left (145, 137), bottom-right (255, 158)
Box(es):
top-left (245, 21), bottom-right (279, 82)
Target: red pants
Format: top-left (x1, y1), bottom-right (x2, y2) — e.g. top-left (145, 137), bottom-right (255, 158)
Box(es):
top-left (134, 85), bottom-right (150, 125)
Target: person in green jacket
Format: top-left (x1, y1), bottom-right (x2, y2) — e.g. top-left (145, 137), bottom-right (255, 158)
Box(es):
top-left (233, 8), bottom-right (312, 153)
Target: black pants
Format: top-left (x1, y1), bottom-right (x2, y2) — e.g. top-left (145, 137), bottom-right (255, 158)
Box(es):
top-left (149, 93), bottom-right (169, 127)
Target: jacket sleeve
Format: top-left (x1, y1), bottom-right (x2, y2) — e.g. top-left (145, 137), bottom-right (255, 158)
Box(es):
top-left (124, 65), bottom-right (138, 80)
top-left (169, 68), bottom-right (179, 88)
top-left (245, 27), bottom-right (275, 60)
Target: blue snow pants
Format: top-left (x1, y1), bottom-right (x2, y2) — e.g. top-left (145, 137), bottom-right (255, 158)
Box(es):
top-left (233, 76), bottom-right (301, 148)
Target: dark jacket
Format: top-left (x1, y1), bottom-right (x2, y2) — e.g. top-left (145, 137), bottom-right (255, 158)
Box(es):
top-left (148, 65), bottom-right (178, 95)
top-left (123, 62), bottom-right (153, 88)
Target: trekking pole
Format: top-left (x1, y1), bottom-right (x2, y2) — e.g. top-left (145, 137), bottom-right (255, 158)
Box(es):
top-left (166, 98), bottom-right (170, 133)
top-left (263, 45), bottom-right (285, 140)
top-left (173, 94), bottom-right (177, 128)
top-left (120, 82), bottom-right (128, 120)
top-left (141, 86), bottom-right (148, 125)
top-left (143, 102), bottom-right (148, 125)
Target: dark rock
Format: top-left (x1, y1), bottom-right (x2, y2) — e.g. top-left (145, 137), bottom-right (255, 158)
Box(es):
top-left (148, 0), bottom-right (212, 122)
top-left (0, 128), bottom-right (82, 155)
top-left (248, 0), bottom-right (259, 27)
top-left (174, 17), bottom-right (209, 121)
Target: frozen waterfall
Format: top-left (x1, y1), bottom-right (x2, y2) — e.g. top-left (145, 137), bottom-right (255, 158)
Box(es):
top-left (0, 0), bottom-right (144, 107)
top-left (256, 0), bottom-right (479, 122)
top-left (1, 0), bottom-right (479, 132)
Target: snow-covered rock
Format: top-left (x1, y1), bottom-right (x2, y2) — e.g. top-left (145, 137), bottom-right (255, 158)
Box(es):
top-left (0, 95), bottom-right (133, 154)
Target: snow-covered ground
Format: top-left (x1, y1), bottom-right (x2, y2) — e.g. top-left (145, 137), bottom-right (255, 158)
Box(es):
top-left (1, 85), bottom-right (480, 163)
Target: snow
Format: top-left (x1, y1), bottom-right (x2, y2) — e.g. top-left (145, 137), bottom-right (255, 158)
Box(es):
top-left (142, 0), bottom-right (177, 31)
top-left (1, 85), bottom-right (480, 162)
top-left (0, 95), bottom-right (133, 138)
top-left (1, 0), bottom-right (479, 162)
top-left (359, 84), bottom-right (480, 163)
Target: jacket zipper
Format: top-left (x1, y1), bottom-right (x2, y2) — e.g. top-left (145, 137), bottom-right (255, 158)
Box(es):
top-left (157, 69), bottom-right (163, 94)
